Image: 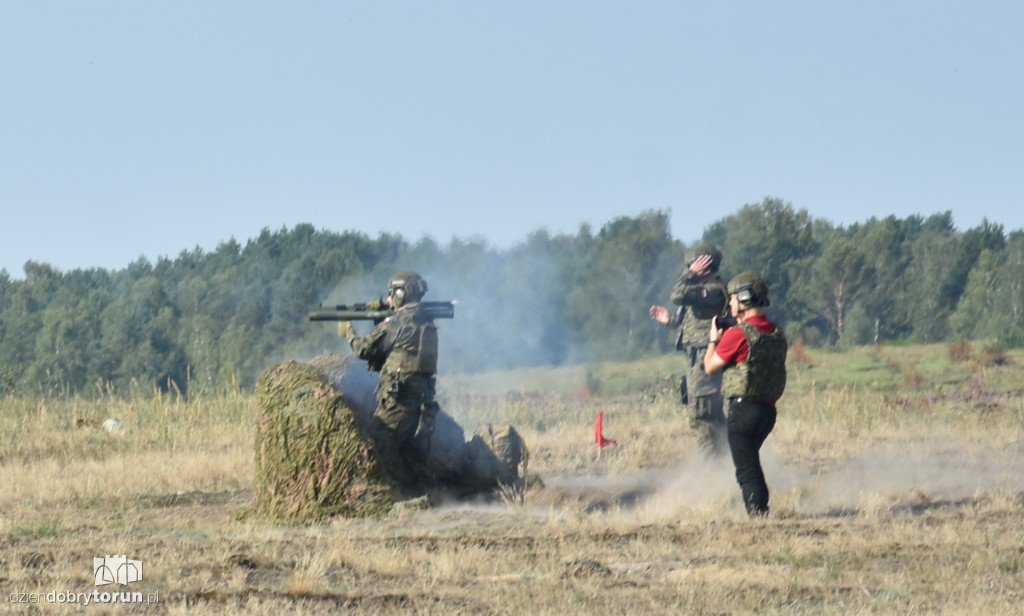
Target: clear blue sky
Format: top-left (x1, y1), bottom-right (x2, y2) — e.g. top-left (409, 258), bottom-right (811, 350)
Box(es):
top-left (3, 1), bottom-right (1022, 277)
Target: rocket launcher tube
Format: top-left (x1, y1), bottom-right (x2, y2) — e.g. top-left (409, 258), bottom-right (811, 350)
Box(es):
top-left (309, 300), bottom-right (455, 322)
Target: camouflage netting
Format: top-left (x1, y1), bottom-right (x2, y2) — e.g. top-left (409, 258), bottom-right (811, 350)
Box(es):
top-left (255, 354), bottom-right (528, 522)
top-left (254, 360), bottom-right (397, 522)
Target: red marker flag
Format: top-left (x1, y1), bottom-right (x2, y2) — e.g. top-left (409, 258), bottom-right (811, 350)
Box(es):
top-left (595, 410), bottom-right (617, 447)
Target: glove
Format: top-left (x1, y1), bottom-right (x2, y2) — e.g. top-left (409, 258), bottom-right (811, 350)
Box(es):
top-left (367, 298), bottom-right (383, 310)
top-left (337, 321), bottom-right (352, 337)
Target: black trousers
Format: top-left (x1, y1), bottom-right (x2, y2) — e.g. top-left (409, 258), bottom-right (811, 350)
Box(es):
top-left (727, 398), bottom-right (777, 516)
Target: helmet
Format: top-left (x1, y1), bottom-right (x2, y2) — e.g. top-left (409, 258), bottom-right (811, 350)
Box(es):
top-left (727, 270), bottom-right (770, 307)
top-left (388, 271), bottom-right (428, 306)
top-left (685, 242), bottom-right (723, 272)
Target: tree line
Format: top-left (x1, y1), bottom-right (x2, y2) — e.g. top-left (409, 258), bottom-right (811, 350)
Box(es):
top-left (1, 198), bottom-right (1021, 398)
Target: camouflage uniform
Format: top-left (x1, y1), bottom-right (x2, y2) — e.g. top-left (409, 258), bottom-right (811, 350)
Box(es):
top-left (667, 257), bottom-right (729, 457)
top-left (347, 301), bottom-right (439, 493)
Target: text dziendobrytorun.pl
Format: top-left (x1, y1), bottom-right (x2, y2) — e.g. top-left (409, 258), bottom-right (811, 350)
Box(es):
top-left (8, 589), bottom-right (159, 605)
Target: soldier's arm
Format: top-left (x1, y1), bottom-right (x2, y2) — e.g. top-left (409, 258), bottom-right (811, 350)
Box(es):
top-left (704, 342), bottom-right (728, 374)
top-left (704, 327), bottom-right (742, 374)
top-left (348, 321), bottom-right (390, 363)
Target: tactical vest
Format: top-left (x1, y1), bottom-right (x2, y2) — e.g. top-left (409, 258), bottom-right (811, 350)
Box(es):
top-left (722, 321), bottom-right (787, 402)
top-left (384, 308), bottom-right (439, 375)
top-left (678, 279), bottom-right (729, 349)
top-left (690, 279), bottom-right (729, 319)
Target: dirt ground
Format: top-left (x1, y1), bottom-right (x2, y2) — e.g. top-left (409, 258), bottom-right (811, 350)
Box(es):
top-left (4, 465), bottom-right (1023, 615)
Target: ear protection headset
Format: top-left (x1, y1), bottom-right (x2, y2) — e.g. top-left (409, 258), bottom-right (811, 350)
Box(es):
top-left (390, 286), bottom-right (406, 306)
top-left (387, 272), bottom-right (426, 307)
top-left (728, 271), bottom-right (769, 308)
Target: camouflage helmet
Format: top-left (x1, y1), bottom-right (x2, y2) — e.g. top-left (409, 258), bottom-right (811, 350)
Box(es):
top-left (685, 242), bottom-right (723, 272)
top-left (388, 271), bottom-right (428, 306)
top-left (727, 270), bottom-right (770, 307)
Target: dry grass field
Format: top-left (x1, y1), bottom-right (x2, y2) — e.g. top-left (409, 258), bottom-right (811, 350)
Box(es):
top-left (2, 342), bottom-right (1023, 614)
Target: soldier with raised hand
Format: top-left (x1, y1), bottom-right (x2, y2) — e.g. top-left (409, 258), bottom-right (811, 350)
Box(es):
top-left (704, 270), bottom-right (787, 517)
top-left (649, 243), bottom-right (729, 457)
top-left (342, 271), bottom-right (440, 494)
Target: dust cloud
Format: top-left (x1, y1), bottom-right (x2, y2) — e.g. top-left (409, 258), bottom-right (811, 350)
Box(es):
top-left (771, 440), bottom-right (1024, 515)
top-left (528, 439), bottom-right (1023, 519)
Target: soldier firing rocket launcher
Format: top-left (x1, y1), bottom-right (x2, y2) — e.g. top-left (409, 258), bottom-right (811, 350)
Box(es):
top-left (309, 300), bottom-right (456, 324)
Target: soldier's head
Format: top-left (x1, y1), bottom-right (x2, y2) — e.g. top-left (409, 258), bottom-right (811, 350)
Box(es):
top-left (387, 271), bottom-right (428, 307)
top-left (686, 242), bottom-right (723, 273)
top-left (727, 270), bottom-right (771, 309)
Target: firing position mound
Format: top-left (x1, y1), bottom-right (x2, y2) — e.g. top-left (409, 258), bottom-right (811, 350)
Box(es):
top-left (254, 355), bottom-right (527, 522)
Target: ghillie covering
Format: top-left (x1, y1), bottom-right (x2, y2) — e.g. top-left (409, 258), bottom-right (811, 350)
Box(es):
top-left (254, 360), bottom-right (397, 522)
